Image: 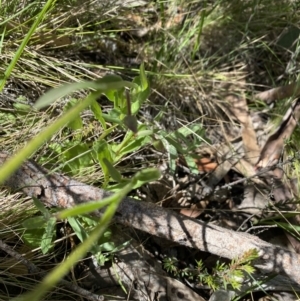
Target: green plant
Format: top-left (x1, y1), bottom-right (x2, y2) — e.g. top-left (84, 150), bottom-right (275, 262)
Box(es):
top-left (0, 63), bottom-right (161, 301)
top-left (163, 249), bottom-right (258, 292)
top-left (16, 166), bottom-right (159, 301)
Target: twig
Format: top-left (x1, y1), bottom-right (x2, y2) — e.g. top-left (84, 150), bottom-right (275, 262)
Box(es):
top-left (216, 155), bottom-right (298, 191)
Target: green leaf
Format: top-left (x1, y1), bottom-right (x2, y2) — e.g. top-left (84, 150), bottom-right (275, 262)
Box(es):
top-left (33, 198), bottom-right (51, 219)
top-left (153, 139), bottom-right (166, 152)
top-left (35, 76), bottom-right (136, 109)
top-left (64, 99), bottom-right (83, 130)
top-left (137, 85), bottom-right (151, 102)
top-left (134, 168), bottom-right (161, 183)
top-left (105, 88), bottom-right (125, 109)
top-left (91, 100), bottom-right (106, 130)
top-left (139, 63), bottom-right (148, 90)
top-left (123, 115), bottom-right (138, 133)
top-left (161, 138), bottom-right (178, 174)
top-left (57, 167), bottom-right (160, 220)
top-left (130, 64), bottom-right (150, 115)
top-left (102, 113), bottom-right (122, 124)
top-left (68, 116), bottom-right (83, 131)
top-left (93, 141), bottom-right (113, 179)
top-left (137, 129), bottom-right (154, 137)
top-left (96, 74), bottom-right (124, 84)
top-left (22, 216), bottom-right (47, 229)
top-left (80, 215), bottom-right (98, 227)
top-left (41, 218), bottom-right (56, 254)
top-left (117, 135), bottom-right (150, 159)
top-left (184, 155), bottom-right (199, 174)
top-left (13, 103), bottom-right (31, 112)
top-left (176, 124), bottom-right (203, 137)
top-left (96, 242), bottom-right (115, 252)
top-left (23, 228), bottom-right (46, 248)
top-left (103, 158), bottom-right (123, 182)
top-left (131, 85), bottom-right (150, 115)
top-left (64, 98), bottom-right (83, 130)
top-left (34, 82), bottom-right (97, 109)
top-left (56, 197), bottom-right (115, 219)
top-left (64, 143), bottom-right (93, 174)
top-left (164, 136), bottom-right (185, 153)
top-left (104, 89), bottom-right (117, 102)
top-left (67, 217), bottom-right (88, 243)
top-left (0, 91), bottom-right (101, 185)
top-left (110, 239), bottom-right (131, 253)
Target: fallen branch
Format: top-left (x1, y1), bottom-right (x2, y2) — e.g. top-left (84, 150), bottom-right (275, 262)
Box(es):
top-left (1, 153), bottom-right (300, 286)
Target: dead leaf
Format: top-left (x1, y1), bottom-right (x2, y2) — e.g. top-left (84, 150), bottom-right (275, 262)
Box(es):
top-left (256, 98), bottom-right (300, 169)
top-left (179, 201), bottom-right (208, 218)
top-left (194, 156), bottom-right (218, 173)
top-left (255, 81), bottom-right (300, 104)
top-left (226, 94), bottom-right (260, 164)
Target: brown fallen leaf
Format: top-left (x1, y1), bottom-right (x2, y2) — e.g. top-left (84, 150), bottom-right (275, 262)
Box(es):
top-left (179, 201), bottom-right (208, 218)
top-left (176, 154), bottom-right (218, 173)
top-left (226, 94), bottom-right (260, 164)
top-left (194, 156), bottom-right (218, 173)
top-left (255, 81), bottom-right (300, 104)
top-left (256, 98), bottom-right (300, 169)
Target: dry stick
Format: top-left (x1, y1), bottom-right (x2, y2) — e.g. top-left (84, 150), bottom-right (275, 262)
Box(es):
top-left (0, 239), bottom-right (104, 301)
top-left (1, 153), bottom-right (300, 286)
top-left (254, 81), bottom-right (300, 104)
